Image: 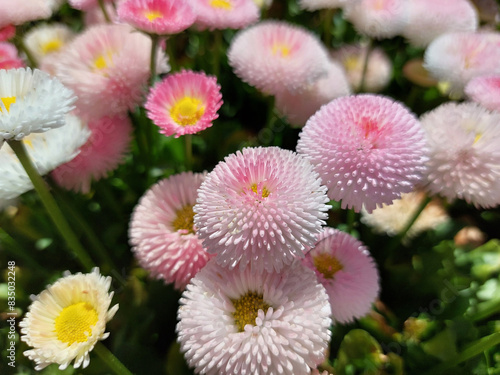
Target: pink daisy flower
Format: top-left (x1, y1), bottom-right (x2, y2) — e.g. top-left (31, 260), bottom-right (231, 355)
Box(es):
top-left (51, 115), bottom-right (133, 194)
top-left (190, 0), bottom-right (260, 31)
top-left (69, 0), bottom-right (113, 11)
top-left (424, 31), bottom-right (500, 97)
top-left (117, 0), bottom-right (196, 35)
top-left (194, 146), bottom-right (330, 273)
top-left (228, 20), bottom-right (331, 96)
top-left (344, 0), bottom-right (409, 39)
top-left (145, 70), bottom-right (222, 138)
top-left (303, 227), bottom-right (379, 323)
top-left (421, 102), bottom-right (500, 208)
top-left (50, 24), bottom-right (168, 121)
top-left (402, 0), bottom-right (478, 48)
top-left (177, 259), bottom-right (332, 375)
top-left (84, 2), bottom-right (119, 25)
top-left (275, 59), bottom-right (351, 127)
top-left (129, 172), bottom-right (212, 290)
top-left (465, 75), bottom-right (500, 112)
top-left (0, 0), bottom-right (51, 28)
top-left (0, 25), bottom-right (16, 41)
top-left (0, 42), bottom-right (24, 69)
top-left (297, 94), bottom-right (428, 213)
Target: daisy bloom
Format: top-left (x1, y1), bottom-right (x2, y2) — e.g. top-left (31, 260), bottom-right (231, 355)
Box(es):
top-left (0, 25), bottom-right (16, 41)
top-left (299, 0), bottom-right (350, 10)
top-left (361, 191), bottom-right (449, 242)
top-left (275, 59), bottom-right (351, 127)
top-left (402, 0), bottom-right (478, 48)
top-left (0, 42), bottom-right (24, 69)
top-left (421, 102), bottom-right (500, 208)
top-left (191, 0), bottom-right (260, 31)
top-left (117, 0), bottom-right (196, 35)
top-left (344, 0), bottom-right (409, 39)
top-left (19, 268), bottom-right (118, 370)
top-left (177, 259), bottom-right (332, 375)
top-left (303, 228), bottom-right (380, 323)
top-left (0, 114), bottom-right (90, 200)
top-left (129, 172), bottom-right (213, 290)
top-left (228, 20), bottom-right (330, 95)
top-left (297, 94), bottom-right (427, 213)
top-left (194, 146), bottom-right (330, 273)
top-left (424, 31), bottom-right (500, 97)
top-left (145, 70), bottom-right (222, 138)
top-left (51, 24), bottom-right (169, 120)
top-left (333, 43), bottom-right (392, 93)
top-left (24, 23), bottom-right (75, 65)
top-left (465, 75), bottom-right (500, 112)
top-left (0, 68), bottom-right (76, 147)
top-left (51, 115), bottom-right (133, 194)
top-left (0, 0), bottom-right (51, 28)
top-left (84, 2), bottom-right (119, 25)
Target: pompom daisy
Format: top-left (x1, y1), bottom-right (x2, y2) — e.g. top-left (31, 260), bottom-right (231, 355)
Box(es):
top-left (129, 172), bottom-right (213, 290)
top-left (0, 25), bottom-right (16, 41)
top-left (177, 259), bottom-right (332, 375)
top-left (0, 68), bottom-right (76, 148)
top-left (0, 42), bottom-right (24, 69)
top-left (145, 70), bottom-right (222, 138)
top-left (19, 268), bottom-right (119, 370)
top-left (23, 23), bottom-right (75, 65)
top-left (51, 115), bottom-right (133, 194)
top-left (402, 0), bottom-right (478, 48)
top-left (117, 0), bottom-right (196, 35)
top-left (228, 20), bottom-right (330, 95)
top-left (303, 228), bottom-right (380, 323)
top-left (420, 102), bottom-right (500, 208)
top-left (343, 0), bottom-right (409, 39)
top-left (194, 146), bottom-right (330, 273)
top-left (0, 0), bottom-right (51, 28)
top-left (465, 75), bottom-right (500, 112)
top-left (51, 24), bottom-right (169, 121)
top-left (0, 114), bottom-right (90, 200)
top-left (297, 94), bottom-right (428, 213)
top-left (191, 0), bottom-right (260, 31)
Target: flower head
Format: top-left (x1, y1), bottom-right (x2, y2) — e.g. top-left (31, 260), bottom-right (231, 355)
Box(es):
top-left (303, 228), bottom-right (380, 323)
top-left (297, 94), bottom-right (427, 213)
top-left (24, 23), bottom-right (74, 65)
top-left (421, 102), bottom-right (500, 208)
top-left (117, 0), bottom-right (196, 35)
top-left (0, 68), bottom-right (76, 147)
top-left (19, 268), bottom-right (119, 370)
top-left (228, 20), bottom-right (330, 95)
top-left (177, 259), bottom-right (332, 375)
top-left (145, 70), bottom-right (222, 138)
top-left (191, 0), bottom-right (260, 31)
top-left (194, 146), bottom-right (330, 273)
top-left (51, 115), bottom-right (133, 194)
top-left (0, 42), bottom-right (24, 69)
top-left (0, 25), bottom-right (16, 41)
top-left (0, 0), bottom-right (51, 28)
top-left (129, 172), bottom-right (212, 290)
top-left (465, 75), bottom-right (500, 112)
top-left (68, 0), bottom-right (112, 11)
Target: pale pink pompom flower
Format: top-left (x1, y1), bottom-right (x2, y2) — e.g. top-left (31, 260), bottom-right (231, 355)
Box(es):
top-left (303, 228), bottom-right (380, 324)
top-left (190, 0), bottom-right (260, 31)
top-left (297, 94), bottom-right (428, 213)
top-left (275, 59), bottom-right (351, 127)
top-left (177, 259), bottom-right (332, 375)
top-left (0, 0), bottom-right (51, 28)
top-left (194, 146), bottom-right (331, 273)
top-left (50, 24), bottom-right (169, 121)
top-left (0, 42), bottom-right (24, 69)
top-left (465, 75), bottom-right (500, 112)
top-left (117, 0), bottom-right (196, 35)
top-left (84, 2), bottom-right (119, 25)
top-left (344, 0), bottom-right (409, 39)
top-left (228, 20), bottom-right (331, 96)
top-left (129, 172), bottom-right (212, 290)
top-left (421, 102), bottom-right (500, 208)
top-left (145, 70), bottom-right (223, 138)
top-left (51, 115), bottom-right (133, 194)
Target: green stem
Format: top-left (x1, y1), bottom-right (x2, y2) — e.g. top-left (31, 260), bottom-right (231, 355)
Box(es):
top-left (185, 134), bottom-right (193, 171)
top-left (346, 208), bottom-right (356, 234)
top-left (469, 298), bottom-right (500, 322)
top-left (166, 35), bottom-right (176, 72)
top-left (149, 34), bottom-right (160, 87)
top-left (7, 140), bottom-right (94, 271)
top-left (323, 8), bottom-right (334, 47)
top-left (424, 332), bottom-right (500, 374)
top-left (97, 0), bottom-right (111, 23)
top-left (14, 34), bottom-right (37, 68)
top-left (94, 342), bottom-right (134, 375)
top-left (359, 38), bottom-right (373, 93)
top-left (212, 30), bottom-right (223, 78)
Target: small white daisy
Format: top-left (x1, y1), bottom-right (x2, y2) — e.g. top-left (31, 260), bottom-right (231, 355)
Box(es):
top-left (24, 23), bottom-right (75, 65)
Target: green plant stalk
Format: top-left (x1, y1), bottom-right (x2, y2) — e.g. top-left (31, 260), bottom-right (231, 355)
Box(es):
top-left (469, 298), bottom-right (500, 322)
top-left (97, 0), bottom-right (111, 23)
top-left (358, 38), bottom-right (373, 93)
top-left (212, 30), bottom-right (223, 78)
top-left (346, 208), bottom-right (357, 234)
top-left (149, 34), bottom-right (160, 87)
top-left (94, 342), bottom-right (134, 375)
top-left (166, 35), bottom-right (177, 72)
top-left (323, 8), bottom-right (334, 47)
top-left (185, 134), bottom-right (193, 171)
top-left (13, 33), bottom-right (37, 68)
top-left (7, 140), bottom-right (94, 271)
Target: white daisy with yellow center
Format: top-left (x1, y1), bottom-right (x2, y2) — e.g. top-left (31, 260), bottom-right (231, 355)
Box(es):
top-left (19, 268), bottom-right (119, 370)
top-left (24, 23), bottom-right (74, 64)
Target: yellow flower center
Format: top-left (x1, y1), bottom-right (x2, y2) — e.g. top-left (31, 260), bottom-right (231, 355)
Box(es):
top-left (210, 0), bottom-right (232, 9)
top-left (0, 96), bottom-right (16, 113)
top-left (232, 292), bottom-right (270, 332)
top-left (272, 43), bottom-right (291, 58)
top-left (313, 252), bottom-right (343, 279)
top-left (251, 183), bottom-right (270, 198)
top-left (41, 39), bottom-right (63, 55)
top-left (144, 10), bottom-right (163, 22)
top-left (92, 50), bottom-right (114, 71)
top-left (344, 56), bottom-right (360, 71)
top-left (473, 133), bottom-right (482, 145)
top-left (170, 96), bottom-right (205, 126)
top-left (171, 205), bottom-right (195, 234)
top-left (54, 302), bottom-right (98, 345)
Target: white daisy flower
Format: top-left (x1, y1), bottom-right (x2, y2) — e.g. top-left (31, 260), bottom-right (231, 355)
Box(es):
top-left (24, 23), bottom-right (75, 65)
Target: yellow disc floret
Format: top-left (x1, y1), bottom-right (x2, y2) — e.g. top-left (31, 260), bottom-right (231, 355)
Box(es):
top-left (250, 183), bottom-right (270, 198)
top-left (144, 10), bottom-right (163, 22)
top-left (170, 96), bottom-right (205, 126)
top-left (172, 205), bottom-right (195, 234)
top-left (232, 292), bottom-right (270, 332)
top-left (272, 43), bottom-right (291, 58)
top-left (41, 39), bottom-right (63, 55)
top-left (313, 252), bottom-right (343, 279)
top-left (0, 97), bottom-right (16, 113)
top-left (55, 302), bottom-right (99, 345)
top-left (210, 0), bottom-right (232, 9)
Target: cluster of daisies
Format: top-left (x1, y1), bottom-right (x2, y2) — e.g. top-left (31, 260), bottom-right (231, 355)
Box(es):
top-left (1, 0), bottom-right (500, 374)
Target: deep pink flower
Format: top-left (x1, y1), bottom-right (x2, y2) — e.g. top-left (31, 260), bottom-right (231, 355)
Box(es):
top-left (0, 25), bottom-right (16, 41)
top-left (465, 75), bottom-right (500, 112)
